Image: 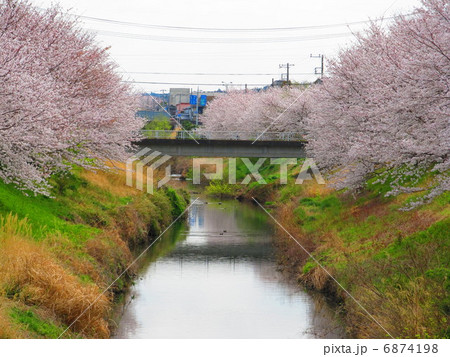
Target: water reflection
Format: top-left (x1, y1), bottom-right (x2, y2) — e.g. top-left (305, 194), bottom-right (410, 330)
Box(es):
top-left (113, 199), bottom-right (343, 338)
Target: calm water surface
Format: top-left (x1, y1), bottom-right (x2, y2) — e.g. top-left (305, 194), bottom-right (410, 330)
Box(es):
top-left (113, 198), bottom-right (343, 338)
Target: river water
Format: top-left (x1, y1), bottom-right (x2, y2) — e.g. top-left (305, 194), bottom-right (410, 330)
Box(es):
top-left (113, 198), bottom-right (343, 338)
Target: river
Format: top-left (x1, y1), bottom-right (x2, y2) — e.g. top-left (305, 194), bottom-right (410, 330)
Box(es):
top-left (113, 198), bottom-right (343, 338)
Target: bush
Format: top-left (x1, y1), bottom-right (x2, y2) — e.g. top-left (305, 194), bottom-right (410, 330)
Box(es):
top-left (143, 115), bottom-right (172, 130)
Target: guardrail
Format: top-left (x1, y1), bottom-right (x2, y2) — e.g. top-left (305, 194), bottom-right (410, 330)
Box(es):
top-left (141, 130), bottom-right (305, 142)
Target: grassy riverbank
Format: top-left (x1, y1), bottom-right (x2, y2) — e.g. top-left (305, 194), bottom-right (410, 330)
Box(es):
top-left (268, 181), bottom-right (448, 338)
top-left (0, 163), bottom-right (188, 338)
top-left (202, 160), bottom-right (449, 338)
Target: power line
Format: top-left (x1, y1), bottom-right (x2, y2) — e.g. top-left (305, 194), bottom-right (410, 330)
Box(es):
top-left (111, 47), bottom-right (331, 57)
top-left (119, 71), bottom-right (317, 76)
top-left (124, 80), bottom-right (271, 86)
top-left (89, 29), bottom-right (352, 43)
top-left (76, 13), bottom-right (405, 32)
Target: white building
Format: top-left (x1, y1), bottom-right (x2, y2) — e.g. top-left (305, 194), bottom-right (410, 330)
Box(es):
top-left (169, 88), bottom-right (191, 106)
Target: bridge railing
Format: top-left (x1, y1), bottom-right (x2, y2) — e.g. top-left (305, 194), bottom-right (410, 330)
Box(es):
top-left (142, 130), bottom-right (176, 139)
top-left (141, 130), bottom-right (305, 141)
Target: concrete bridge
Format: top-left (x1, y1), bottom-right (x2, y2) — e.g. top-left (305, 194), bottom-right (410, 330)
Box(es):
top-left (137, 130), bottom-right (306, 158)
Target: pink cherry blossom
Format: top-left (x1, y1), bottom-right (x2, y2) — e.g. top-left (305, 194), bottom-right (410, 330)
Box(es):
top-left (201, 0), bottom-right (449, 206)
top-left (305, 0), bottom-right (449, 203)
top-left (0, 0), bottom-right (144, 195)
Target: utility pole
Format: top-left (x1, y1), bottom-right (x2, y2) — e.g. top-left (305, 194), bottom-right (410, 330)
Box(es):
top-left (279, 63), bottom-right (294, 84)
top-left (310, 54), bottom-right (324, 78)
top-left (160, 89), bottom-right (167, 110)
top-left (196, 86), bottom-right (199, 126)
top-left (221, 81), bottom-right (233, 92)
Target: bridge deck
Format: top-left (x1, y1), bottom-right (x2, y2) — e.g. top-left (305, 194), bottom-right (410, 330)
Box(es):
top-left (141, 130), bottom-right (304, 142)
top-left (136, 138), bottom-right (307, 158)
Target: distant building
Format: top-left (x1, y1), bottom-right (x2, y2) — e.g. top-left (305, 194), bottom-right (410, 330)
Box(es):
top-left (271, 79), bottom-right (291, 87)
top-left (199, 90), bottom-right (226, 98)
top-left (169, 88), bottom-right (190, 106)
top-left (313, 78), bottom-right (323, 85)
top-left (158, 88), bottom-right (228, 124)
top-left (176, 103), bottom-right (191, 113)
top-left (168, 105), bottom-right (176, 116)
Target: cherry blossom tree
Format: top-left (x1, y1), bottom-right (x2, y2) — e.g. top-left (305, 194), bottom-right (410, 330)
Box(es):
top-left (201, 0), bottom-right (448, 205)
top-left (305, 0), bottom-right (449, 204)
top-left (200, 87), bottom-right (310, 138)
top-left (0, 0), bottom-right (144, 195)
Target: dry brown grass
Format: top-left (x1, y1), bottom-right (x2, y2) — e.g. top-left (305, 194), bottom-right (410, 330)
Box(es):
top-left (303, 181), bottom-right (334, 197)
top-left (347, 278), bottom-right (447, 338)
top-left (344, 197), bottom-right (390, 221)
top-left (0, 297), bottom-right (20, 339)
top-left (81, 161), bottom-right (138, 198)
top-left (86, 230), bottom-right (134, 281)
top-left (0, 161), bottom-right (184, 338)
top-left (0, 214), bottom-right (110, 338)
top-left (81, 159), bottom-right (180, 198)
top-left (274, 202), bottom-right (316, 273)
top-left (112, 200), bottom-right (156, 245)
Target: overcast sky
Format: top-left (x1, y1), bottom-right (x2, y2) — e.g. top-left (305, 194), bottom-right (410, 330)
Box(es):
top-left (36, 0), bottom-right (422, 93)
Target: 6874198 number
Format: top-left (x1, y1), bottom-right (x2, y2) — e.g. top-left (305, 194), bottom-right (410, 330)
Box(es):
top-left (383, 344), bottom-right (438, 354)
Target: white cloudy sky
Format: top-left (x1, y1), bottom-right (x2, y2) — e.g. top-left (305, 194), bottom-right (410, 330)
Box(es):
top-left (36, 0), bottom-right (422, 93)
